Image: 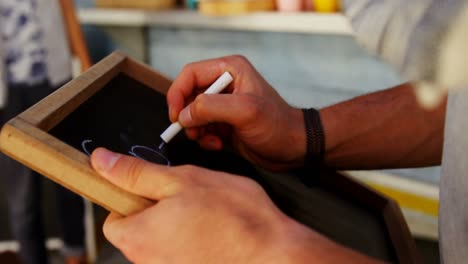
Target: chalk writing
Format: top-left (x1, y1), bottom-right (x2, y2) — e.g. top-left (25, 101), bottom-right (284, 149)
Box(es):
top-left (81, 139), bottom-right (170, 166)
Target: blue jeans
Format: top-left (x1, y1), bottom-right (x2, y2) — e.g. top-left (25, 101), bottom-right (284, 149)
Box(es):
top-left (1, 80), bottom-right (85, 264)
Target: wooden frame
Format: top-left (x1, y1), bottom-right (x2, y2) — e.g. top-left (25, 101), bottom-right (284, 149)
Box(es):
top-left (0, 51), bottom-right (168, 216)
top-left (255, 168), bottom-right (422, 263)
top-left (0, 51), bottom-right (421, 263)
top-left (317, 169), bottom-right (421, 263)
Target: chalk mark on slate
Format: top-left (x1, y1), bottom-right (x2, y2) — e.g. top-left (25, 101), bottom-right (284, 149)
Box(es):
top-left (80, 139), bottom-right (171, 166)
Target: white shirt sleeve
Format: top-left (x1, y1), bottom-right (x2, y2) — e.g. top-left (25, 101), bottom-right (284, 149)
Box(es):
top-left (342, 0), bottom-right (466, 83)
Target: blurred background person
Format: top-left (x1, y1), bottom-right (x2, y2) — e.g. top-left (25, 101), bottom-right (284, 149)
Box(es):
top-left (0, 0), bottom-right (88, 263)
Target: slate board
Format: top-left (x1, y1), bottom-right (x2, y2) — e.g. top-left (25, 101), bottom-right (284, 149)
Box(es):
top-left (50, 73), bottom-right (397, 262)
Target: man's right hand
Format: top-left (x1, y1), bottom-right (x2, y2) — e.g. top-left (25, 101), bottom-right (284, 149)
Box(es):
top-left (167, 55), bottom-right (306, 171)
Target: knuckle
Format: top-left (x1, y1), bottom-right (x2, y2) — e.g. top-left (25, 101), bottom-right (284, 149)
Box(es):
top-left (219, 55), bottom-right (249, 69)
top-left (240, 96), bottom-right (261, 122)
top-left (124, 158), bottom-right (146, 190)
top-left (236, 176), bottom-right (265, 195)
top-left (182, 62), bottom-right (196, 73)
top-left (245, 178), bottom-right (264, 193)
top-left (195, 93), bottom-right (209, 106)
top-left (191, 94), bottom-right (208, 120)
top-left (177, 164), bottom-right (197, 176)
top-left (229, 54), bottom-right (248, 63)
top-left (228, 55), bottom-right (253, 69)
top-left (175, 164), bottom-right (200, 183)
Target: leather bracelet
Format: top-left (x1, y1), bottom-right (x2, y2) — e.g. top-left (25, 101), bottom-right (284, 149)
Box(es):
top-left (302, 108), bottom-right (325, 169)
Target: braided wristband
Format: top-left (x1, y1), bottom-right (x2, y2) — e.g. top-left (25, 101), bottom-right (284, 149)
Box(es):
top-left (302, 108), bottom-right (325, 169)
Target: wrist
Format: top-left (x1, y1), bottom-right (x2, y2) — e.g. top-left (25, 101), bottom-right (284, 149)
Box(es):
top-left (318, 105), bottom-right (343, 166)
top-left (287, 107), bottom-right (307, 167)
top-left (278, 217), bottom-right (382, 264)
top-left (273, 216), bottom-right (330, 264)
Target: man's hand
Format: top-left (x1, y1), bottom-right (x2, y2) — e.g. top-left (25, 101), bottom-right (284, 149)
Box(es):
top-left (91, 148), bottom-right (380, 264)
top-left (167, 55), bottom-right (305, 171)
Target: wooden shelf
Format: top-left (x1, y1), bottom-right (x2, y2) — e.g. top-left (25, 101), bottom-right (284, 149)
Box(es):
top-left (77, 8), bottom-right (354, 35)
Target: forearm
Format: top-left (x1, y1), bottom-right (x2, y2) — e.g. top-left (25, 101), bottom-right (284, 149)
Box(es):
top-left (281, 218), bottom-right (383, 263)
top-left (320, 83), bottom-right (446, 170)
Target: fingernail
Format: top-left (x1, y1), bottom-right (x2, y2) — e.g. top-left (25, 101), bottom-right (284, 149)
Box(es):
top-left (93, 148), bottom-right (121, 173)
top-left (168, 105), bottom-right (175, 122)
top-left (178, 106), bottom-right (192, 125)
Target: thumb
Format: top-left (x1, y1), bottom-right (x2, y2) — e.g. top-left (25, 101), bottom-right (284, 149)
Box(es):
top-left (91, 148), bottom-right (182, 200)
top-left (178, 94), bottom-right (259, 128)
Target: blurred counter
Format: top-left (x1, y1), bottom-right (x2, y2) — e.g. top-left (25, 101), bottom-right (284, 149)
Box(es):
top-left (77, 8), bottom-right (353, 35)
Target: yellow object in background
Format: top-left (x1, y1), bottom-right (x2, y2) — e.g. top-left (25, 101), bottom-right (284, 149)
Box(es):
top-left (199, 0), bottom-right (276, 16)
top-left (314, 0), bottom-right (340, 12)
top-left (96, 0), bottom-right (176, 9)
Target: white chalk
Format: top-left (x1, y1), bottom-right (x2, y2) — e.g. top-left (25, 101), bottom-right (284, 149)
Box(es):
top-left (160, 71), bottom-right (233, 144)
top-left (160, 122), bottom-right (183, 144)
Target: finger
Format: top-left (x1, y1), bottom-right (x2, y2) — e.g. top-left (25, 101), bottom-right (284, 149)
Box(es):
top-left (102, 212), bottom-right (125, 250)
top-left (103, 212), bottom-right (122, 239)
top-left (178, 93), bottom-right (259, 129)
top-left (91, 148), bottom-right (182, 200)
top-left (103, 207), bottom-right (165, 263)
top-left (185, 127), bottom-right (200, 140)
top-left (167, 60), bottom-right (228, 122)
top-left (198, 134), bottom-right (224, 151)
top-left (166, 55), bottom-right (250, 122)
top-left (103, 212), bottom-right (143, 262)
top-left (186, 123), bottom-right (230, 142)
